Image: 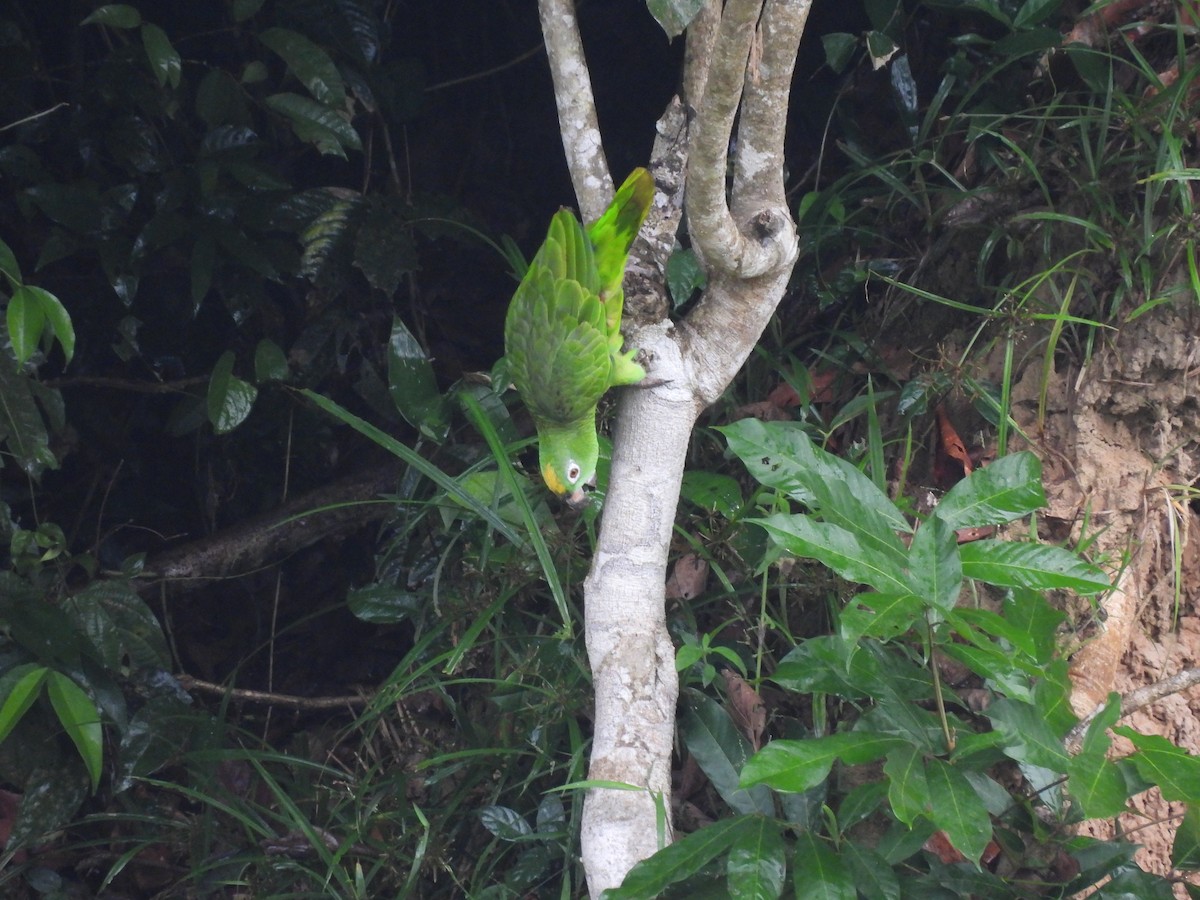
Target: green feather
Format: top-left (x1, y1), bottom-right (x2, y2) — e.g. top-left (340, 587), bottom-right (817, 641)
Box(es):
top-left (503, 171), bottom-right (654, 502)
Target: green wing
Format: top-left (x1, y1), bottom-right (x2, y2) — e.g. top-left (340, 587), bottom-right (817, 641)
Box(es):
top-left (587, 167), bottom-right (654, 310)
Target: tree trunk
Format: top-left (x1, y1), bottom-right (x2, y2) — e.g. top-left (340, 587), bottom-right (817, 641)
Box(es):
top-left (535, 0), bottom-right (811, 892)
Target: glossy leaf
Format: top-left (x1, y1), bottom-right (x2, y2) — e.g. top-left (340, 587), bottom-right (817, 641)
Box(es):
top-left (667, 246), bottom-right (706, 307)
top-left (0, 237), bottom-right (20, 284)
top-left (206, 350), bottom-right (258, 434)
top-left (679, 690), bottom-right (773, 816)
top-left (265, 93), bottom-right (361, 157)
top-left (80, 4), bottom-right (141, 27)
top-left (604, 816), bottom-right (752, 899)
top-left (27, 286), bottom-right (74, 365)
top-left (906, 516), bottom-right (961, 611)
top-left (925, 758), bottom-right (992, 862)
top-left (933, 451), bottom-right (1046, 529)
top-left (727, 815), bottom-right (785, 900)
top-left (844, 841), bottom-right (901, 900)
top-left (0, 665), bottom-right (48, 746)
top-left (884, 745), bottom-right (929, 825)
top-left (60, 580), bottom-right (169, 669)
top-left (959, 540), bottom-right (1110, 593)
top-left (680, 471), bottom-right (743, 519)
top-left (386, 317), bottom-right (449, 442)
top-left (346, 585), bottom-right (422, 624)
top-left (839, 592), bottom-right (924, 645)
top-left (988, 699), bottom-right (1070, 772)
top-left (1173, 805), bottom-right (1200, 870)
top-left (46, 671), bottom-right (103, 791)
top-left (1115, 728), bottom-right (1200, 803)
top-left (645, 0), bottom-right (708, 39)
top-left (141, 24), bottom-right (181, 88)
top-left (260, 28), bottom-right (345, 106)
top-left (8, 285), bottom-right (45, 366)
top-left (479, 805), bottom-right (531, 841)
top-left (742, 733), bottom-right (904, 793)
top-left (793, 831), bottom-right (855, 900)
top-left (254, 339), bottom-right (289, 382)
top-left (1068, 753), bottom-right (1128, 819)
top-left (0, 344), bottom-right (54, 476)
top-left (1001, 589), bottom-right (1065, 665)
top-left (8, 765), bottom-right (89, 851)
top-left (753, 514), bottom-right (910, 595)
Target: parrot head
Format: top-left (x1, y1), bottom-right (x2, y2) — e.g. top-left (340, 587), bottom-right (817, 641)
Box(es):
top-left (538, 419), bottom-right (599, 509)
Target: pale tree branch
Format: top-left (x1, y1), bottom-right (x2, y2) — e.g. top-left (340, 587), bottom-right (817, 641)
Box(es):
top-left (536, 0), bottom-right (612, 220)
top-left (1065, 667), bottom-right (1200, 753)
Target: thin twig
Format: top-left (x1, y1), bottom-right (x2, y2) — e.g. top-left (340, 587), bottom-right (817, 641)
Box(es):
top-left (178, 674), bottom-right (371, 710)
top-left (1065, 666), bottom-right (1200, 751)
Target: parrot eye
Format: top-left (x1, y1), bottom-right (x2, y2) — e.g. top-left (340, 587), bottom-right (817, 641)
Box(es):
top-left (566, 462), bottom-right (582, 484)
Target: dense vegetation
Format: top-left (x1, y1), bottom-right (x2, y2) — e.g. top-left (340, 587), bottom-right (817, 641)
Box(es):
top-left (1, 0), bottom-right (1199, 896)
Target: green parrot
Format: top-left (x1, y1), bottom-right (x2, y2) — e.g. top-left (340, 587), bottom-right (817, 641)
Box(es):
top-left (504, 167), bottom-right (655, 507)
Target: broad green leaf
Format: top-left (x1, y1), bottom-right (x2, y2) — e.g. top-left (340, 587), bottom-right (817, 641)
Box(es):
top-left (933, 452), bottom-right (1046, 529)
top-left (906, 516), bottom-right (961, 611)
top-left (1173, 805), bottom-right (1200, 869)
top-left (8, 285), bottom-right (45, 366)
top-left (479, 805), bottom-right (531, 840)
top-left (206, 350), bottom-right (258, 434)
top-left (141, 24), bottom-right (181, 88)
top-left (265, 93), bottom-right (361, 157)
top-left (27, 286), bottom-right (73, 365)
top-left (1115, 727), bottom-right (1200, 803)
top-left (603, 816), bottom-right (753, 899)
top-left (727, 815), bottom-right (785, 900)
top-left (61, 580), bottom-right (169, 669)
top-left (0, 665), bottom-right (48, 746)
top-left (259, 27), bottom-right (345, 105)
top-left (346, 584), bottom-right (422, 624)
top-left (840, 592), bottom-right (924, 645)
top-left (988, 699), bottom-right (1070, 772)
top-left (46, 671), bottom-right (103, 791)
top-left (681, 471), bottom-right (743, 519)
top-left (949, 606), bottom-right (1041, 660)
top-left (387, 318), bottom-right (449, 442)
top-left (884, 746), bottom-right (929, 825)
top-left (254, 339), bottom-right (289, 382)
top-left (80, 4), bottom-right (141, 27)
top-left (1068, 753), bottom-right (1128, 819)
top-left (720, 419), bottom-right (909, 533)
top-left (753, 514), bottom-right (910, 595)
top-left (844, 842), bottom-right (900, 900)
top-left (1002, 589), bottom-right (1065, 665)
top-left (1013, 0), bottom-right (1062, 28)
top-left (959, 540), bottom-right (1110, 593)
top-left (645, 0), bottom-right (708, 39)
top-left (680, 690), bottom-right (773, 815)
top-left (667, 246), bottom-right (706, 307)
top-left (793, 831), bottom-right (855, 900)
top-left (819, 478), bottom-right (910, 571)
top-left (925, 757), bottom-right (993, 862)
top-left (0, 347), bottom-right (55, 475)
top-left (0, 237), bottom-right (20, 284)
top-left (742, 733), bottom-right (904, 793)
top-left (822, 33), bottom-right (858, 74)
top-left (8, 765), bottom-right (89, 851)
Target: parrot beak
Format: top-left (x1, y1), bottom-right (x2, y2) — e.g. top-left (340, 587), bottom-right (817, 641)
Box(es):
top-left (564, 488), bottom-right (589, 509)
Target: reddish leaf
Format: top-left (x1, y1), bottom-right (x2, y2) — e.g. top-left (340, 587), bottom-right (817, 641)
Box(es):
top-left (933, 405), bottom-right (973, 489)
top-left (665, 553), bottom-right (709, 601)
top-left (722, 670), bottom-right (766, 751)
top-left (923, 829), bottom-right (966, 864)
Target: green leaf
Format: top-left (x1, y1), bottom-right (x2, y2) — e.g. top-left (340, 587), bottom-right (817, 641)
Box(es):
top-left (680, 690), bottom-right (773, 815)
top-left (0, 237), bottom-right (21, 285)
top-left (265, 93), bottom-right (361, 157)
top-left (884, 746), bottom-right (929, 825)
top-left (206, 350), bottom-right (258, 434)
top-left (793, 831), bottom-right (855, 900)
top-left (1173, 805), bottom-right (1200, 869)
top-left (1000, 589), bottom-right (1065, 664)
top-left (45, 671), bottom-right (103, 791)
top-left (822, 33), bottom-right (858, 74)
top-left (603, 816), bottom-right (753, 899)
top-left (479, 805), bottom-right (532, 840)
top-left (346, 584), bottom-right (422, 624)
top-left (8, 765), bottom-right (89, 851)
top-left (1068, 753), bottom-right (1128, 819)
top-left (8, 285), bottom-right (45, 367)
top-left (988, 699), bottom-right (1070, 772)
top-left (741, 733), bottom-right (904, 793)
top-left (933, 452), bottom-right (1046, 529)
top-left (667, 246), bottom-right (706, 307)
top-left (354, 198), bottom-right (419, 294)
top-left (844, 842), bottom-right (900, 900)
top-left (1115, 728), bottom-right (1200, 803)
top-left (925, 758), bottom-right (993, 862)
top-left (753, 514), bottom-right (910, 595)
top-left (80, 4), bottom-right (142, 27)
top-left (141, 24), bottom-right (181, 88)
top-left (906, 516), bottom-right (961, 611)
top-left (61, 580), bottom-right (169, 669)
top-left (1013, 0), bottom-right (1062, 28)
top-left (680, 471), bottom-right (743, 519)
top-left (840, 592), bottom-right (924, 644)
top-left (27, 286), bottom-right (74, 365)
top-left (387, 318), bottom-right (449, 442)
top-left (959, 540), bottom-right (1110, 594)
top-left (645, 0), bottom-right (708, 39)
top-left (0, 665), bottom-right (48, 746)
top-left (260, 27), bottom-right (345, 106)
top-left (232, 0), bottom-right (265, 21)
top-left (254, 339), bottom-right (289, 382)
top-left (727, 815), bottom-right (786, 900)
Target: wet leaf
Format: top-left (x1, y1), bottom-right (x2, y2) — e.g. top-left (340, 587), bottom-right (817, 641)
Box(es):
top-left (206, 350), bottom-right (258, 434)
top-left (794, 830), bottom-right (854, 899)
top-left (260, 27), bottom-right (345, 106)
top-left (727, 815), bottom-right (785, 900)
top-left (141, 24), bottom-right (181, 88)
top-left (46, 672), bottom-right (103, 791)
top-left (679, 690), bottom-right (773, 815)
top-left (80, 4), bottom-right (142, 28)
